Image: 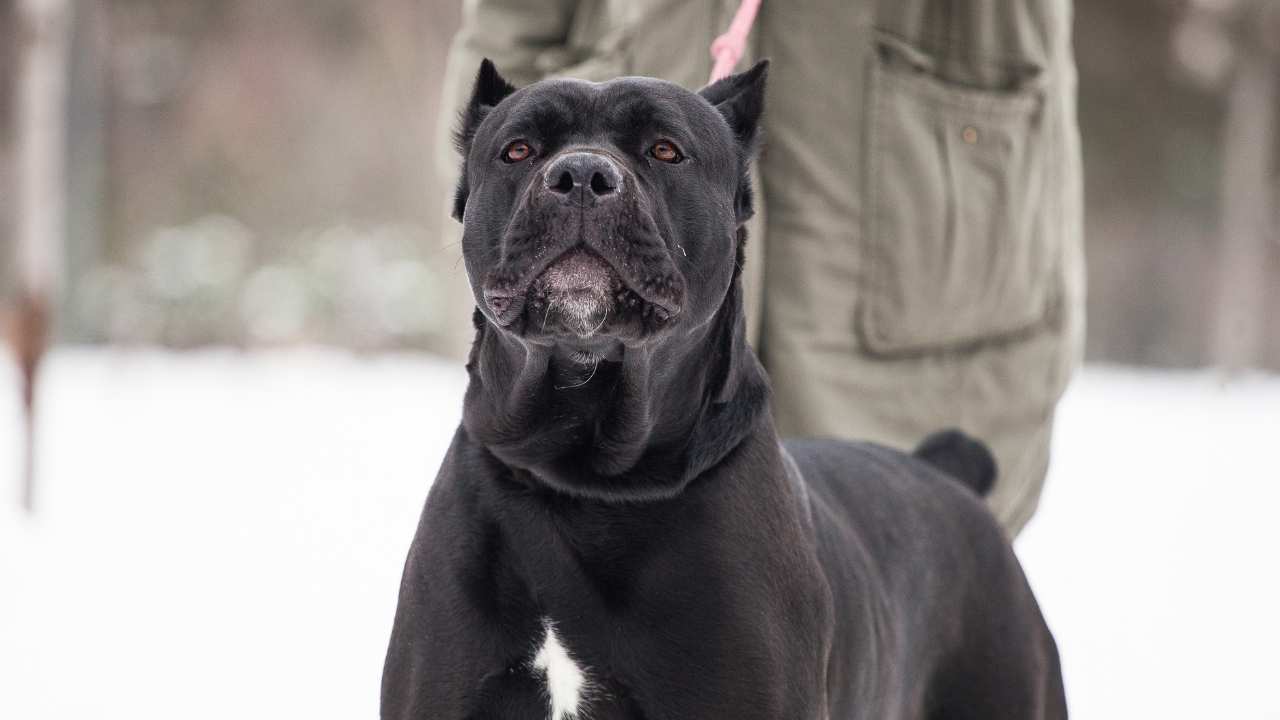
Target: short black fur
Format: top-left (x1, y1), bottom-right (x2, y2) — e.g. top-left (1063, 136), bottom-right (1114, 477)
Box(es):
top-left (382, 60), bottom-right (1066, 720)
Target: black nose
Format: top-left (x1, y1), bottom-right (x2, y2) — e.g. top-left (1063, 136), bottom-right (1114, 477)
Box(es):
top-left (543, 151), bottom-right (623, 205)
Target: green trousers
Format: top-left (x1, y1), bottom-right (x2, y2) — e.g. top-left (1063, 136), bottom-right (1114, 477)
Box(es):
top-left (438, 0), bottom-right (1085, 536)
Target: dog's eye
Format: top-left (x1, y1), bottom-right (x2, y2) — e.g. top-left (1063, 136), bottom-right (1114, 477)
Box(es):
top-left (502, 141), bottom-right (534, 163)
top-left (650, 140), bottom-right (684, 164)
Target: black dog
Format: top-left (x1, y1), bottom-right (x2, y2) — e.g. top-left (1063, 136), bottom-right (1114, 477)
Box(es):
top-left (381, 60), bottom-right (1066, 720)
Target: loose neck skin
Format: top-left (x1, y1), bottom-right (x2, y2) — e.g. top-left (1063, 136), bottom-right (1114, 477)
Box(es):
top-left (460, 264), bottom-right (771, 503)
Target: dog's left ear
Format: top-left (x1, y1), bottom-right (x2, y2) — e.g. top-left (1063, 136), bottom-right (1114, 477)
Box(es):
top-left (453, 59), bottom-right (518, 221)
top-left (455, 59), bottom-right (517, 155)
top-left (699, 60), bottom-right (768, 224)
top-left (699, 60), bottom-right (768, 150)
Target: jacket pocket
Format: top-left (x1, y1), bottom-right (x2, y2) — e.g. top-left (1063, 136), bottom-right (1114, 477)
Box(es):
top-left (860, 33), bottom-right (1054, 355)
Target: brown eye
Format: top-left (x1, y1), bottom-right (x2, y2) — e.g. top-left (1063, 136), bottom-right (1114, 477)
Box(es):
top-left (650, 140), bottom-right (683, 164)
top-left (503, 141), bottom-right (533, 163)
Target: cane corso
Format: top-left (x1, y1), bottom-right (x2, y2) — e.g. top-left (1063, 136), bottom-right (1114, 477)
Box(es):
top-left (381, 59), bottom-right (1067, 720)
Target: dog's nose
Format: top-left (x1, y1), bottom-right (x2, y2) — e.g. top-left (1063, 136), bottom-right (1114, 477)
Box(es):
top-left (543, 151), bottom-right (623, 205)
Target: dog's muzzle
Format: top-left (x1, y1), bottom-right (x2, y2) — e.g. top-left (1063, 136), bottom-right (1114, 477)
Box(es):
top-left (480, 150), bottom-right (686, 340)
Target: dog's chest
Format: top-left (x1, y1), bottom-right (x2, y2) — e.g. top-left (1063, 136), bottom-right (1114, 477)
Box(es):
top-left (470, 613), bottom-right (645, 720)
top-left (529, 617), bottom-right (593, 720)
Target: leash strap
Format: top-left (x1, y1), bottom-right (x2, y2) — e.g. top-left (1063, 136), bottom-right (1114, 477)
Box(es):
top-left (709, 0), bottom-right (762, 82)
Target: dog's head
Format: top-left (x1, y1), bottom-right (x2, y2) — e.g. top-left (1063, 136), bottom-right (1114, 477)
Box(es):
top-left (453, 59), bottom-right (767, 361)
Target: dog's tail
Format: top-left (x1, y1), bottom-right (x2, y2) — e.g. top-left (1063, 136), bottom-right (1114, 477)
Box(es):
top-left (913, 430), bottom-right (997, 497)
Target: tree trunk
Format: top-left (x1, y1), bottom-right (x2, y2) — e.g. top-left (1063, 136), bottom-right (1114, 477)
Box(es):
top-left (1211, 14), bottom-right (1277, 370)
top-left (11, 0), bottom-right (71, 511)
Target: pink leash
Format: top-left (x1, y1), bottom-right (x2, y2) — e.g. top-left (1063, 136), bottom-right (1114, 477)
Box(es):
top-left (709, 0), bottom-right (762, 83)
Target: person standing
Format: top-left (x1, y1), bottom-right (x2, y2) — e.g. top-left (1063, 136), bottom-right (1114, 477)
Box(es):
top-left (435, 0), bottom-right (1084, 536)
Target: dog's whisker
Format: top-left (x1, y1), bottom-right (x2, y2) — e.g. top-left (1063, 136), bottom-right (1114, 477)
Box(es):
top-left (543, 298), bottom-right (556, 331)
top-left (586, 305), bottom-right (609, 336)
top-left (554, 356), bottom-right (600, 390)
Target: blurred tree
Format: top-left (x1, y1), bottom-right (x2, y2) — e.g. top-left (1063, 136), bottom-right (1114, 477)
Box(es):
top-left (1077, 0), bottom-right (1280, 370)
top-left (64, 0), bottom-right (108, 341)
top-left (1207, 0), bottom-right (1280, 369)
top-left (10, 0), bottom-right (71, 510)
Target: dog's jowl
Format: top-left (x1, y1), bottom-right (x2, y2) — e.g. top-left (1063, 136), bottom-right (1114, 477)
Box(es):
top-left (381, 60), bottom-right (1068, 720)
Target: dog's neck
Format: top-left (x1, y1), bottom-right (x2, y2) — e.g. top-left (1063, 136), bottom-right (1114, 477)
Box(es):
top-left (461, 263), bottom-right (770, 502)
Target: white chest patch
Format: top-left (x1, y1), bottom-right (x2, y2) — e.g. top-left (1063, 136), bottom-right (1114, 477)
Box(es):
top-left (530, 618), bottom-right (592, 720)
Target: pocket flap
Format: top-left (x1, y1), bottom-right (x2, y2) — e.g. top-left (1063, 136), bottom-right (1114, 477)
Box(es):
top-left (860, 38), bottom-right (1056, 355)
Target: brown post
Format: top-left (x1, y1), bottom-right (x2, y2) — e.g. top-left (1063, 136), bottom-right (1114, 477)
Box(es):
top-left (10, 293), bottom-right (49, 510)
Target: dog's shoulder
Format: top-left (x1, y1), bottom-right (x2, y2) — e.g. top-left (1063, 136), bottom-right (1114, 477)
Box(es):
top-left (781, 435), bottom-right (1024, 616)
top-left (783, 432), bottom-right (994, 498)
top-left (781, 435), bottom-right (1000, 543)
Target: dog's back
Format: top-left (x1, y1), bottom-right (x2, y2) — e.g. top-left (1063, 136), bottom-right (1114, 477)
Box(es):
top-left (785, 435), bottom-right (1068, 720)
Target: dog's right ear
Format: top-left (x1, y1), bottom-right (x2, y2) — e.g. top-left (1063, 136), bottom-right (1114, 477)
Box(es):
top-left (698, 60), bottom-right (767, 224)
top-left (453, 59), bottom-right (517, 221)
top-left (698, 60), bottom-right (768, 150)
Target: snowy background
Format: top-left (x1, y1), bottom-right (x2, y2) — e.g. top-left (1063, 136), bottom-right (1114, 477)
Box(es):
top-left (1, 350), bottom-right (1277, 719)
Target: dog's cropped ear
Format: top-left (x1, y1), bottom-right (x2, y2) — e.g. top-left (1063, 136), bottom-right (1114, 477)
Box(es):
top-left (699, 61), bottom-right (768, 224)
top-left (698, 60), bottom-right (768, 150)
top-left (453, 59), bottom-right (517, 221)
top-left (455, 59), bottom-right (517, 155)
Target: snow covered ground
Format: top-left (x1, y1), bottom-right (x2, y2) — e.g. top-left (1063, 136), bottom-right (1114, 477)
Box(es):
top-left (0, 349), bottom-right (1276, 719)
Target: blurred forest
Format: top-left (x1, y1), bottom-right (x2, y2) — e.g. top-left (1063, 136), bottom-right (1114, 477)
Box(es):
top-left (1, 0), bottom-right (1278, 368)
top-left (3, 0), bottom-right (464, 350)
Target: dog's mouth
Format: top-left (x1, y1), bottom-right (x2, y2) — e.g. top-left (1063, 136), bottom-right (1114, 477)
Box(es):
top-left (483, 247), bottom-right (682, 342)
top-left (529, 249), bottom-right (618, 337)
